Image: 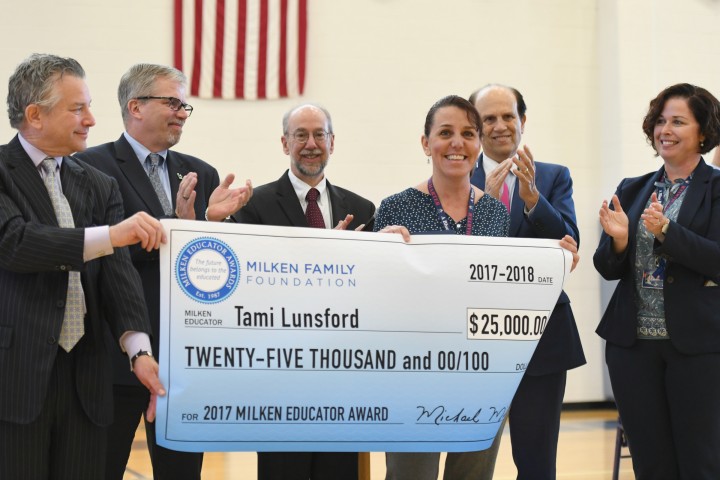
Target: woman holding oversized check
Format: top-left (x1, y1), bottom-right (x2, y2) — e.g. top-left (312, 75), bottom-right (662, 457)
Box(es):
top-left (594, 83), bottom-right (720, 479)
top-left (375, 95), bottom-right (579, 480)
top-left (373, 94), bottom-right (573, 479)
top-left (375, 95), bottom-right (507, 480)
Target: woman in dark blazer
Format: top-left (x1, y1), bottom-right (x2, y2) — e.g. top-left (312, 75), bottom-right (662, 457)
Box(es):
top-left (594, 83), bottom-right (720, 479)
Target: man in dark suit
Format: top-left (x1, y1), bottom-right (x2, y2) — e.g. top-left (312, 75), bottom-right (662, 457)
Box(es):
top-left (0, 54), bottom-right (166, 479)
top-left (236, 103), bottom-right (375, 480)
top-left (76, 63), bottom-right (252, 480)
top-left (466, 84), bottom-right (586, 480)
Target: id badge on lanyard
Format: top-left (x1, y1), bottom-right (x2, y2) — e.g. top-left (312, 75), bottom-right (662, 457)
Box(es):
top-left (427, 178), bottom-right (475, 235)
top-left (641, 173), bottom-right (690, 290)
top-left (642, 258), bottom-right (666, 289)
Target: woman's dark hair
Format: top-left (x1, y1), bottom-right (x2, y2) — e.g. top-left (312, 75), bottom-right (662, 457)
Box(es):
top-left (424, 95), bottom-right (481, 137)
top-left (642, 83), bottom-right (720, 155)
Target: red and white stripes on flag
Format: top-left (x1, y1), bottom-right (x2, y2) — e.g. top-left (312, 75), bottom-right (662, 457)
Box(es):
top-left (174, 0), bottom-right (307, 100)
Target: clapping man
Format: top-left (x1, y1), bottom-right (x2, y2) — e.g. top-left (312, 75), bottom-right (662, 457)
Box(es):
top-left (466, 84), bottom-right (586, 480)
top-left (76, 63), bottom-right (252, 480)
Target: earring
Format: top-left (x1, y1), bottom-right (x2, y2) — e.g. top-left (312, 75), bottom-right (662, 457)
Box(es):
top-left (427, 157), bottom-right (430, 164)
top-left (701, 141), bottom-right (705, 148)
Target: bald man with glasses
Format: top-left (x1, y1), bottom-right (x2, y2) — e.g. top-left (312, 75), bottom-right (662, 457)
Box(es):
top-left (76, 63), bottom-right (252, 480)
top-left (236, 103), bottom-right (375, 480)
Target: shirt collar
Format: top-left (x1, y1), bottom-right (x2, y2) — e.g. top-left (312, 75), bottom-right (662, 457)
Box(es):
top-left (123, 131), bottom-right (168, 165)
top-left (287, 169), bottom-right (328, 203)
top-left (18, 133), bottom-right (62, 169)
top-left (481, 152), bottom-right (516, 176)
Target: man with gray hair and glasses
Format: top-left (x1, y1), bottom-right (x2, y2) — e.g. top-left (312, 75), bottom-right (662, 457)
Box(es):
top-left (76, 63), bottom-right (252, 480)
top-left (0, 54), bottom-right (166, 479)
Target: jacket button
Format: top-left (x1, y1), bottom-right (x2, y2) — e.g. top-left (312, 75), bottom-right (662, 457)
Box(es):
top-left (59, 265), bottom-right (67, 271)
top-left (56, 300), bottom-right (65, 308)
top-left (47, 336), bottom-right (57, 345)
top-left (667, 276), bottom-right (674, 284)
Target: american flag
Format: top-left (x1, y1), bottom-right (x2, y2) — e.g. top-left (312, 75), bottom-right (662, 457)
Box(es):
top-left (174, 0), bottom-right (307, 100)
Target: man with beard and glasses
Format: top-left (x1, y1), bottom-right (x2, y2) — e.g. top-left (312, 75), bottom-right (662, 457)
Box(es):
top-left (76, 63), bottom-right (252, 480)
top-left (235, 103), bottom-right (375, 480)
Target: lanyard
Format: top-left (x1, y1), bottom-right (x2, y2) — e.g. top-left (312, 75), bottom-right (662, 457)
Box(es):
top-left (427, 178), bottom-right (475, 235)
top-left (654, 172), bottom-right (691, 213)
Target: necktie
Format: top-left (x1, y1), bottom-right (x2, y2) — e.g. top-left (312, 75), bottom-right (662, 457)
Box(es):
top-left (146, 153), bottom-right (173, 216)
top-left (41, 158), bottom-right (86, 352)
top-left (500, 182), bottom-right (511, 212)
top-left (305, 188), bottom-right (325, 228)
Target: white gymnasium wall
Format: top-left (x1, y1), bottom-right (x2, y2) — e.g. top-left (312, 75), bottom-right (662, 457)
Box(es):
top-left (2, 0), bottom-right (719, 402)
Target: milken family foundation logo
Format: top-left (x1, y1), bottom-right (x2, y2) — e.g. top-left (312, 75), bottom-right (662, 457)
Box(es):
top-left (175, 237), bottom-right (240, 304)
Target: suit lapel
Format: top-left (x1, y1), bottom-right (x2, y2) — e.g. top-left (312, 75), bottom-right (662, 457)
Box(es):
top-left (626, 169), bottom-right (663, 250)
top-left (327, 180), bottom-right (348, 226)
top-left (60, 156), bottom-right (92, 227)
top-left (472, 162), bottom-right (487, 187)
top-left (114, 136), bottom-right (167, 216)
top-left (677, 160), bottom-right (712, 229)
top-left (508, 181), bottom-right (524, 237)
top-left (4, 136), bottom-right (58, 226)
top-left (167, 151), bottom-right (191, 209)
top-left (276, 171), bottom-right (310, 226)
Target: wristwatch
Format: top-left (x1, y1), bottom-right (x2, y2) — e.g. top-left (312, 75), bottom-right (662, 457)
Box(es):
top-left (130, 349), bottom-right (153, 372)
top-left (204, 207), bottom-right (232, 222)
top-left (661, 219), bottom-right (670, 235)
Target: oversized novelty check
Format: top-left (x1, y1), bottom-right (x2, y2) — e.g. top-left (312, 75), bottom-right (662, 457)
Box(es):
top-left (156, 219), bottom-right (571, 452)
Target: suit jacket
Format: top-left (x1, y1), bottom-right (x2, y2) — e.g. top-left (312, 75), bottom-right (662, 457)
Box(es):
top-left (234, 170), bottom-right (375, 230)
top-left (470, 155), bottom-right (586, 375)
top-left (594, 160), bottom-right (720, 354)
top-left (0, 135), bottom-right (151, 424)
top-left (76, 135), bottom-right (220, 385)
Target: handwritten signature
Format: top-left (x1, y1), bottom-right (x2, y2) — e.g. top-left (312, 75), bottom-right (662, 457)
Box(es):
top-left (416, 405), bottom-right (506, 425)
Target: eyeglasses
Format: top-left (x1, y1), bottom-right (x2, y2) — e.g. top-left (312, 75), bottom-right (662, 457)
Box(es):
top-left (289, 130), bottom-right (331, 144)
top-left (135, 96), bottom-right (194, 116)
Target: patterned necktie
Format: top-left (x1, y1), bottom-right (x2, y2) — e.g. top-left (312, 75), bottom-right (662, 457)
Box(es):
top-left (305, 188), bottom-right (325, 228)
top-left (146, 153), bottom-right (173, 216)
top-left (41, 158), bottom-right (86, 352)
top-left (500, 182), bottom-right (511, 212)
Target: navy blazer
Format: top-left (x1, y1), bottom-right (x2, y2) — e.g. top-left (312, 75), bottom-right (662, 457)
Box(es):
top-left (0, 135), bottom-right (151, 424)
top-left (470, 154), bottom-right (586, 375)
top-left (76, 135), bottom-right (221, 385)
top-left (235, 170), bottom-right (375, 230)
top-left (594, 160), bottom-right (720, 355)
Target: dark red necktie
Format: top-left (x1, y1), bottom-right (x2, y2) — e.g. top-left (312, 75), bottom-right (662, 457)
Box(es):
top-left (305, 188), bottom-right (325, 228)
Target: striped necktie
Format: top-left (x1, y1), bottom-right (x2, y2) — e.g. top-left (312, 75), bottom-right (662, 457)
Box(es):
top-left (146, 153), bottom-right (173, 216)
top-left (41, 158), bottom-right (86, 352)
